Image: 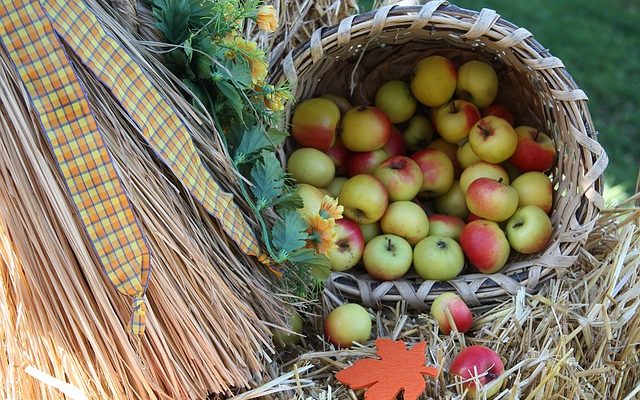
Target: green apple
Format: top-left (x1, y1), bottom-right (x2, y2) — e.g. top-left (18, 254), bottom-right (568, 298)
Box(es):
top-left (456, 141), bottom-right (481, 169)
top-left (272, 309), bottom-right (304, 347)
top-left (469, 116), bottom-right (518, 164)
top-left (460, 220), bottom-right (510, 273)
top-left (375, 80), bottom-right (417, 124)
top-left (410, 55), bottom-right (457, 107)
top-left (434, 180), bottom-right (469, 219)
top-left (505, 205), bottom-right (552, 254)
top-left (511, 171), bottom-right (553, 213)
top-left (328, 218), bottom-right (365, 271)
top-left (341, 106), bottom-right (392, 152)
top-left (433, 99), bottom-right (481, 144)
top-left (403, 114), bottom-right (433, 153)
top-left (379, 201), bottom-right (429, 246)
top-left (363, 234), bottom-right (413, 280)
top-left (430, 292), bottom-right (473, 334)
top-left (456, 60), bottom-right (499, 108)
top-left (359, 222), bottom-right (381, 244)
top-left (413, 236), bottom-right (465, 281)
top-left (326, 177), bottom-right (348, 198)
top-left (325, 303), bottom-right (372, 348)
top-left (373, 156), bottom-right (423, 201)
top-left (465, 178), bottom-right (519, 222)
top-left (459, 161), bottom-right (510, 194)
top-left (287, 147), bottom-right (335, 187)
top-left (291, 97), bottom-right (340, 150)
top-left (339, 175), bottom-right (388, 224)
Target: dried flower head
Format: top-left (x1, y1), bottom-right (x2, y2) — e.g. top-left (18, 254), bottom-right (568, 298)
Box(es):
top-left (256, 5), bottom-right (278, 33)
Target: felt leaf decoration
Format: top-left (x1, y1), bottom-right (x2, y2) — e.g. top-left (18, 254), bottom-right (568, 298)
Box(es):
top-left (336, 338), bottom-right (438, 400)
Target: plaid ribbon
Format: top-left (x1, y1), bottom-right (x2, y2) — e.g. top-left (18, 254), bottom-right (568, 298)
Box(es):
top-left (0, 0), bottom-right (150, 335)
top-left (1, 0), bottom-right (272, 335)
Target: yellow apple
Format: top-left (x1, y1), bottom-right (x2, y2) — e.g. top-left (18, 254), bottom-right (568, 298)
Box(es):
top-left (456, 60), bottom-right (499, 108)
top-left (410, 55), bottom-right (457, 107)
top-left (375, 80), bottom-right (417, 124)
top-left (287, 148), bottom-right (335, 187)
top-left (379, 201), bottom-right (429, 246)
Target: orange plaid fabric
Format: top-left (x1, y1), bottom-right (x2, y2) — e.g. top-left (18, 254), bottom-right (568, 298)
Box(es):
top-left (0, 0), bottom-right (150, 335)
top-left (44, 0), bottom-right (269, 262)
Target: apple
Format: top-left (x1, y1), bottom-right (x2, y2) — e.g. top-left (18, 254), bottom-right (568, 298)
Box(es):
top-left (411, 148), bottom-right (454, 197)
top-left (428, 214), bottom-right (465, 240)
top-left (384, 126), bottom-right (407, 157)
top-left (511, 171), bottom-right (553, 213)
top-left (325, 303), bottom-right (372, 348)
top-left (459, 161), bottom-right (510, 194)
top-left (434, 180), bottom-right (469, 219)
top-left (430, 292), bottom-right (473, 334)
top-left (460, 220), bottom-right (510, 273)
top-left (428, 138), bottom-right (462, 177)
top-left (482, 102), bottom-right (515, 126)
top-left (450, 345), bottom-right (505, 397)
top-left (326, 177), bottom-right (348, 198)
top-left (362, 234), bottom-right (413, 280)
top-left (506, 205), bottom-right (552, 254)
top-left (341, 106), bottom-right (392, 152)
top-left (379, 201), bottom-right (429, 246)
top-left (291, 97), bottom-right (340, 150)
top-left (295, 183), bottom-right (325, 216)
top-left (347, 148), bottom-right (389, 176)
top-left (433, 100), bottom-right (481, 144)
top-left (339, 175), bottom-right (388, 224)
top-left (403, 114), bottom-right (433, 153)
top-left (325, 138), bottom-right (351, 175)
top-left (320, 93), bottom-right (352, 115)
top-left (469, 116), bottom-right (518, 164)
top-left (328, 218), bottom-right (366, 271)
top-left (508, 126), bottom-right (556, 172)
top-left (456, 60), bottom-right (499, 108)
top-left (466, 213), bottom-right (482, 223)
top-left (373, 156), bottom-right (423, 201)
top-left (287, 148), bottom-right (335, 187)
top-left (465, 178), bottom-right (518, 222)
top-left (359, 222), bottom-right (381, 244)
top-left (410, 55), bottom-right (457, 107)
top-left (375, 80), bottom-right (417, 124)
top-left (272, 309), bottom-right (304, 347)
top-left (456, 141), bottom-right (481, 169)
top-left (414, 237), bottom-right (465, 281)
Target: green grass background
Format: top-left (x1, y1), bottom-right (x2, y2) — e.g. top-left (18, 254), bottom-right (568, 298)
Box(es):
top-left (358, 0), bottom-right (639, 203)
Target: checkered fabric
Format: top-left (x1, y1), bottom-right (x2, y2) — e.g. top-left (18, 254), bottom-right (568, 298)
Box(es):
top-left (43, 0), bottom-right (268, 261)
top-left (0, 0), bottom-right (150, 335)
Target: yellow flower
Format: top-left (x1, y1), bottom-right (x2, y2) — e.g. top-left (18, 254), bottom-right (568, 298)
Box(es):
top-left (265, 91), bottom-right (285, 111)
top-left (224, 36), bottom-right (269, 84)
top-left (319, 195), bottom-right (343, 221)
top-left (256, 5), bottom-right (278, 33)
top-left (250, 57), bottom-right (268, 85)
top-left (305, 214), bottom-right (337, 255)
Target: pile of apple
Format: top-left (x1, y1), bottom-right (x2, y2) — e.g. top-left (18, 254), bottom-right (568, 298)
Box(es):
top-left (287, 55), bottom-right (556, 282)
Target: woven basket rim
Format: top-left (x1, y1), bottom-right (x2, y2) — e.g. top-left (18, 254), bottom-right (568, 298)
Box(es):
top-left (273, 1), bottom-right (607, 309)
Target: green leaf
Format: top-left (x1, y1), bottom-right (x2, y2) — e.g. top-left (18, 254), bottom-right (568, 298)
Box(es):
top-left (152, 0), bottom-right (191, 43)
top-left (271, 209), bottom-right (308, 255)
top-left (289, 250), bottom-right (331, 285)
top-left (249, 150), bottom-right (285, 208)
top-left (272, 191), bottom-right (304, 210)
top-left (222, 58), bottom-right (253, 89)
top-left (215, 80), bottom-right (244, 123)
top-left (266, 128), bottom-right (289, 147)
top-left (234, 126), bottom-right (288, 164)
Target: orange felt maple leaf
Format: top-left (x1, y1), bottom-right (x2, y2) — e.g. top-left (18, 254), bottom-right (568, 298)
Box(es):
top-left (336, 338), bottom-right (438, 400)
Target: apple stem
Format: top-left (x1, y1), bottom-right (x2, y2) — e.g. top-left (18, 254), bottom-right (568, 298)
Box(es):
top-left (533, 130), bottom-right (540, 141)
top-left (358, 104), bottom-right (367, 112)
top-left (479, 125), bottom-right (492, 138)
top-left (498, 177), bottom-right (504, 184)
top-left (386, 237), bottom-right (394, 252)
top-left (449, 100), bottom-right (457, 114)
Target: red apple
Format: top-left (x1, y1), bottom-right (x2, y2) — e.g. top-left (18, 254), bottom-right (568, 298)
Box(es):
top-left (325, 303), bottom-right (372, 348)
top-left (508, 126), bottom-right (556, 172)
top-left (433, 99), bottom-right (481, 144)
top-left (327, 218), bottom-right (365, 271)
top-left (373, 156), bottom-right (423, 201)
top-left (459, 161), bottom-right (510, 194)
top-left (460, 220), bottom-right (510, 273)
top-left (430, 292), bottom-right (473, 334)
top-left (450, 345), bottom-right (505, 397)
top-left (411, 148), bottom-right (454, 197)
top-left (469, 116), bottom-right (518, 164)
top-left (465, 178), bottom-right (519, 222)
top-left (347, 148), bottom-right (389, 176)
top-left (428, 214), bottom-right (465, 240)
top-left (428, 138), bottom-right (463, 177)
top-left (325, 138), bottom-right (351, 175)
top-left (291, 98), bottom-right (340, 150)
top-left (341, 106), bottom-right (392, 152)
top-left (339, 175), bottom-right (388, 224)
top-left (384, 126), bottom-right (407, 157)
top-left (466, 213), bottom-right (482, 223)
top-left (482, 102), bottom-right (514, 126)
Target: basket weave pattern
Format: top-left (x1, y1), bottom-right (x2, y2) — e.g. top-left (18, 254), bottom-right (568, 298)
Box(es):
top-left (274, 1), bottom-right (607, 309)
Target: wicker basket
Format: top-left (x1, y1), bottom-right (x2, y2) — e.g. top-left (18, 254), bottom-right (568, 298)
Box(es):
top-left (272, 1), bottom-right (607, 310)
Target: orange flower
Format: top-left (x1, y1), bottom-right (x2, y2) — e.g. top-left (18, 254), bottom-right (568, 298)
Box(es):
top-left (305, 214), bottom-right (337, 255)
top-left (223, 36), bottom-right (268, 84)
top-left (319, 195), bottom-right (343, 221)
top-left (256, 5), bottom-right (278, 33)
